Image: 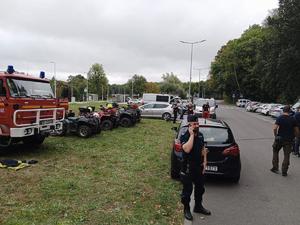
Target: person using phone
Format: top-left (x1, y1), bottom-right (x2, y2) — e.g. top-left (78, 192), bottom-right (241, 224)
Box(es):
top-left (179, 114), bottom-right (211, 221)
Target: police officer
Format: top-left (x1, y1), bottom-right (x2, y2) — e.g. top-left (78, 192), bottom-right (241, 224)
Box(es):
top-left (187, 102), bottom-right (194, 115)
top-left (271, 105), bottom-right (299, 176)
top-left (293, 106), bottom-right (300, 156)
top-left (172, 101), bottom-right (179, 123)
top-left (180, 114), bottom-right (211, 221)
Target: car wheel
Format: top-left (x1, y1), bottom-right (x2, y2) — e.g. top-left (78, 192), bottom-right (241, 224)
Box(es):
top-left (170, 151), bottom-right (180, 180)
top-left (230, 175), bottom-right (240, 183)
top-left (120, 117), bottom-right (132, 127)
top-left (162, 113), bottom-right (171, 121)
top-left (101, 119), bottom-right (113, 131)
top-left (23, 134), bottom-right (46, 146)
top-left (78, 125), bottom-right (92, 138)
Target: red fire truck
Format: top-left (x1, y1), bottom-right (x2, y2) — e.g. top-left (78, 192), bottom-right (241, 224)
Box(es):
top-left (0, 65), bottom-right (68, 148)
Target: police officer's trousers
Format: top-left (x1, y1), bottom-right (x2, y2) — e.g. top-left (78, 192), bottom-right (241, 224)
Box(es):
top-left (180, 167), bottom-right (205, 207)
top-left (272, 139), bottom-right (293, 173)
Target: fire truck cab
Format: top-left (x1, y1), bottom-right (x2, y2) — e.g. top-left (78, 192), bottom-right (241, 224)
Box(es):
top-left (0, 65), bottom-right (68, 148)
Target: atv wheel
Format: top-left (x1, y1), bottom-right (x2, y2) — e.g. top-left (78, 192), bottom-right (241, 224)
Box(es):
top-left (101, 119), bottom-right (113, 131)
top-left (120, 117), bottom-right (132, 127)
top-left (78, 125), bottom-right (92, 138)
top-left (162, 113), bottom-right (171, 121)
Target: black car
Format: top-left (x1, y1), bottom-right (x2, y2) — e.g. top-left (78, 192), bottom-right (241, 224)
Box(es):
top-left (171, 118), bottom-right (241, 182)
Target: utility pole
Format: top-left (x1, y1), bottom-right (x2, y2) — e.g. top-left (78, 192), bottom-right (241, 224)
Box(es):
top-left (180, 40), bottom-right (206, 99)
top-left (131, 79), bottom-right (134, 98)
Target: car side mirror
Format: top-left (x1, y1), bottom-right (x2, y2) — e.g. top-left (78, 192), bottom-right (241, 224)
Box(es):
top-left (171, 127), bottom-right (178, 132)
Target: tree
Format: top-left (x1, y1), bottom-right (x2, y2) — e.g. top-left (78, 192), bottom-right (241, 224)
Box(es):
top-left (145, 82), bottom-right (160, 93)
top-left (88, 63), bottom-right (109, 100)
top-left (127, 75), bottom-right (147, 96)
top-left (160, 72), bottom-right (185, 95)
top-left (67, 74), bottom-right (87, 101)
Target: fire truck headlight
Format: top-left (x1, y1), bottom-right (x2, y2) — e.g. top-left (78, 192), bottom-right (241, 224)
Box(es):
top-left (24, 128), bottom-right (33, 135)
top-left (56, 124), bottom-right (61, 129)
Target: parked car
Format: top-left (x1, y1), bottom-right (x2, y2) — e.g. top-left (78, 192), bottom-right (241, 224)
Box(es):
top-left (245, 101), bottom-right (259, 112)
top-left (255, 104), bottom-right (267, 113)
top-left (270, 105), bottom-right (285, 118)
top-left (292, 101), bottom-right (300, 112)
top-left (170, 118), bottom-right (241, 182)
top-left (194, 98), bottom-right (218, 119)
top-left (139, 102), bottom-right (173, 120)
top-left (236, 99), bottom-right (250, 107)
top-left (261, 104), bottom-right (281, 116)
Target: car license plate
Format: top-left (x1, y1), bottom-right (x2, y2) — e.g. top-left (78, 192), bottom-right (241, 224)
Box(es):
top-left (40, 119), bottom-right (53, 125)
top-left (205, 166), bottom-right (218, 172)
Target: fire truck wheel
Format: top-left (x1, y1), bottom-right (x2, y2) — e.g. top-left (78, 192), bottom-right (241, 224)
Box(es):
top-left (100, 119), bottom-right (113, 131)
top-left (78, 125), bottom-right (92, 138)
top-left (23, 135), bottom-right (45, 146)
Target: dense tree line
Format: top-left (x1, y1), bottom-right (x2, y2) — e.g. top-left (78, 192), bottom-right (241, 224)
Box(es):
top-left (208, 0), bottom-right (300, 103)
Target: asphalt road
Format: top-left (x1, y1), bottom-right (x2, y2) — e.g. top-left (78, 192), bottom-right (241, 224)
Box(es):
top-left (185, 104), bottom-right (300, 225)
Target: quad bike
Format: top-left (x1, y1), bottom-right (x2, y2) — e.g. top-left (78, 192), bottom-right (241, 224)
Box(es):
top-left (55, 108), bottom-right (101, 138)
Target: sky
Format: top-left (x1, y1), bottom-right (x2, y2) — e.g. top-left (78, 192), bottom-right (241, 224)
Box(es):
top-left (0, 0), bottom-right (278, 84)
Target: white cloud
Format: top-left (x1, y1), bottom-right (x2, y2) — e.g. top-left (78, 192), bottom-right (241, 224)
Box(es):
top-left (0, 0), bottom-right (278, 84)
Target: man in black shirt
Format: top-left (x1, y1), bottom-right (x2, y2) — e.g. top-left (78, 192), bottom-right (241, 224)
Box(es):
top-left (172, 101), bottom-right (179, 123)
top-left (179, 115), bottom-right (211, 221)
top-left (187, 102), bottom-right (194, 115)
top-left (293, 106), bottom-right (300, 156)
top-left (271, 105), bottom-right (299, 176)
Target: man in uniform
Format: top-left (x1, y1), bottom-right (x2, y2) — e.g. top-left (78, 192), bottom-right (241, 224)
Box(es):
top-left (172, 101), bottom-right (179, 123)
top-left (293, 106), bottom-right (300, 156)
top-left (271, 105), bottom-right (299, 176)
top-left (180, 114), bottom-right (211, 221)
top-left (187, 102), bottom-right (194, 115)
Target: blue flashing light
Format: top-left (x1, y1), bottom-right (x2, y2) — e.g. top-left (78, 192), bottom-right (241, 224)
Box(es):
top-left (40, 71), bottom-right (45, 79)
top-left (7, 65), bottom-right (15, 74)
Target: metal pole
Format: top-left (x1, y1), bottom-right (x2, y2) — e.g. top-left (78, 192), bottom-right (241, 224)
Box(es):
top-left (189, 44), bottom-right (193, 99)
top-left (86, 72), bottom-right (89, 102)
top-left (131, 79), bottom-right (133, 98)
top-left (180, 40), bottom-right (206, 99)
top-left (50, 61), bottom-right (56, 98)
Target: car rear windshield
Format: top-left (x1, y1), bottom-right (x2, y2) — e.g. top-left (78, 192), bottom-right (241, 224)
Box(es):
top-left (194, 99), bottom-right (215, 106)
top-left (178, 126), bottom-right (233, 144)
top-left (200, 127), bottom-right (232, 144)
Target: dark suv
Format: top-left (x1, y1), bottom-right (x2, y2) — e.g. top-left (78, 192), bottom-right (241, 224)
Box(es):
top-left (171, 118), bottom-right (241, 182)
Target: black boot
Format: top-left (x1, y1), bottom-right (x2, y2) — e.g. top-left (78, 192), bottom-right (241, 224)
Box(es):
top-left (194, 204), bottom-right (211, 215)
top-left (184, 205), bottom-right (193, 221)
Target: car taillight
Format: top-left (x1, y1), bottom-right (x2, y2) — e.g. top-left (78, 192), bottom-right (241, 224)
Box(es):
top-left (174, 139), bottom-right (182, 152)
top-left (222, 144), bottom-right (240, 156)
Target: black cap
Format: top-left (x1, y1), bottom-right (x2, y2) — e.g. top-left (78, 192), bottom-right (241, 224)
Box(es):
top-left (283, 105), bottom-right (291, 113)
top-left (187, 114), bottom-right (198, 122)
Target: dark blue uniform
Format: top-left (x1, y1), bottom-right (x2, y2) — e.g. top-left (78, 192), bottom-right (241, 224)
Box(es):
top-left (272, 114), bottom-right (297, 174)
top-left (180, 130), bottom-right (205, 206)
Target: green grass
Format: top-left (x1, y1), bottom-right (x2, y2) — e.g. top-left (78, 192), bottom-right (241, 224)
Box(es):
top-left (0, 119), bottom-right (183, 225)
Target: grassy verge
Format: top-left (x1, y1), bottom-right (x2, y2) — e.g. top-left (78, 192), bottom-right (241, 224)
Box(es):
top-left (0, 119), bottom-right (182, 225)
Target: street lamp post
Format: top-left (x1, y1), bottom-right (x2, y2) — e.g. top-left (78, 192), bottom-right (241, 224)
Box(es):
top-left (131, 79), bottom-right (134, 98)
top-left (50, 61), bottom-right (56, 98)
top-left (86, 72), bottom-right (89, 102)
top-left (194, 67), bottom-right (209, 98)
top-left (180, 40), bottom-right (206, 99)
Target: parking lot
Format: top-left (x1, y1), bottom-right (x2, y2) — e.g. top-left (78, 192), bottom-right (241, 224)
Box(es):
top-left (187, 103), bottom-right (300, 225)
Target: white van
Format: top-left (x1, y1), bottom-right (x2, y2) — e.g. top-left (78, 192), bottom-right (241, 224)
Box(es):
top-left (142, 93), bottom-right (179, 104)
top-left (236, 99), bottom-right (250, 107)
